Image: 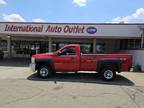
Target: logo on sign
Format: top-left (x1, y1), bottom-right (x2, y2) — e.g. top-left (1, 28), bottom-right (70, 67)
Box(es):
top-left (86, 27), bottom-right (97, 34)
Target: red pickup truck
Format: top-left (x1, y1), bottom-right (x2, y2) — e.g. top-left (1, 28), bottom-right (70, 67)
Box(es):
top-left (30, 44), bottom-right (132, 81)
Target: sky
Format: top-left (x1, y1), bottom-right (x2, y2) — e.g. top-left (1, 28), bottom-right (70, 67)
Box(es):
top-left (0, 0), bottom-right (144, 23)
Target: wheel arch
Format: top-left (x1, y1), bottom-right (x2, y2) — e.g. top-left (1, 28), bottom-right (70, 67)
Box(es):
top-left (35, 58), bottom-right (55, 72)
top-left (96, 59), bottom-right (122, 73)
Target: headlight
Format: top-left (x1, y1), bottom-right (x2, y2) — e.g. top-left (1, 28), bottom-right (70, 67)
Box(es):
top-left (31, 57), bottom-right (35, 63)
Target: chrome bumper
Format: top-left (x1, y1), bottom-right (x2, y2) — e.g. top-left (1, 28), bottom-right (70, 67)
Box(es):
top-left (30, 63), bottom-right (36, 72)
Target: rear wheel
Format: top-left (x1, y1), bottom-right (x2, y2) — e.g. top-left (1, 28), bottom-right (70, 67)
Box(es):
top-left (37, 65), bottom-right (52, 78)
top-left (100, 67), bottom-right (116, 81)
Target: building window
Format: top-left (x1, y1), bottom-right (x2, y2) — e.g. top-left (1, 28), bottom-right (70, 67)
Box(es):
top-left (60, 46), bottom-right (76, 55)
top-left (11, 40), bottom-right (49, 55)
top-left (54, 43), bottom-right (93, 54)
top-left (0, 40), bottom-right (7, 51)
top-left (120, 39), bottom-right (141, 50)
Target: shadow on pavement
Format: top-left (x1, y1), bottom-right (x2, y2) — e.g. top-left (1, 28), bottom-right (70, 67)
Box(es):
top-left (0, 58), bottom-right (30, 67)
top-left (27, 72), bottom-right (134, 86)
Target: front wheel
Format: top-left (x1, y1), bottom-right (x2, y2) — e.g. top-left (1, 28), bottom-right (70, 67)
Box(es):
top-left (37, 65), bottom-right (52, 78)
top-left (100, 68), bottom-right (116, 81)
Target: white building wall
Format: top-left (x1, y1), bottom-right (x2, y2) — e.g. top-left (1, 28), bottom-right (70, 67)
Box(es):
top-left (120, 50), bottom-right (144, 71)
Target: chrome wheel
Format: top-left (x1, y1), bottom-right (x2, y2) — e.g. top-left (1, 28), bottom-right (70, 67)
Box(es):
top-left (39, 67), bottom-right (49, 77)
top-left (103, 70), bottom-right (113, 80)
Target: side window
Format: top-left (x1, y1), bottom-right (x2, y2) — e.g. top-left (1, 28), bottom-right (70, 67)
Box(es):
top-left (80, 44), bottom-right (92, 54)
top-left (96, 43), bottom-right (105, 53)
top-left (60, 47), bottom-right (76, 55)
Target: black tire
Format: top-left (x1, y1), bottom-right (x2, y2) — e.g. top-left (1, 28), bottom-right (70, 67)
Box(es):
top-left (100, 67), bottom-right (116, 81)
top-left (37, 65), bottom-right (53, 78)
top-left (0, 55), bottom-right (4, 60)
top-left (0, 56), bottom-right (3, 60)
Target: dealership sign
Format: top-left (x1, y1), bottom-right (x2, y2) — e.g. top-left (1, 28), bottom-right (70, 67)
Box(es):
top-left (0, 22), bottom-right (140, 38)
top-left (0, 23), bottom-right (97, 36)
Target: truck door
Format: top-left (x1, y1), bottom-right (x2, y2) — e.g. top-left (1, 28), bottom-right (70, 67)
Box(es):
top-left (54, 46), bottom-right (80, 72)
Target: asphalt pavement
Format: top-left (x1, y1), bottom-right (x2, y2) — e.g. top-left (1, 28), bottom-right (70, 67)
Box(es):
top-left (0, 58), bottom-right (144, 108)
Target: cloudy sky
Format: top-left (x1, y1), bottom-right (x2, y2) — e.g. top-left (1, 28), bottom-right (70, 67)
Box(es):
top-left (0, 0), bottom-right (144, 23)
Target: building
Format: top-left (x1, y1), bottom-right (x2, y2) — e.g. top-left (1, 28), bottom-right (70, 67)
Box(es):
top-left (0, 22), bottom-right (144, 71)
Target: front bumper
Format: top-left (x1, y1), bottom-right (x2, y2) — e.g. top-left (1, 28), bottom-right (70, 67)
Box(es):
top-left (30, 63), bottom-right (36, 72)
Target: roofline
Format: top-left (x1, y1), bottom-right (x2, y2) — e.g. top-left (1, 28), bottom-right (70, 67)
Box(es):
top-left (0, 22), bottom-right (144, 25)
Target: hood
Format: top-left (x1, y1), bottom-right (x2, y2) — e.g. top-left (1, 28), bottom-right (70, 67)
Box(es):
top-left (32, 53), bottom-right (54, 58)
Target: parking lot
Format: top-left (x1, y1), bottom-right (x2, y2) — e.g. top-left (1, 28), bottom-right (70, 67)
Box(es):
top-left (0, 58), bottom-right (144, 108)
